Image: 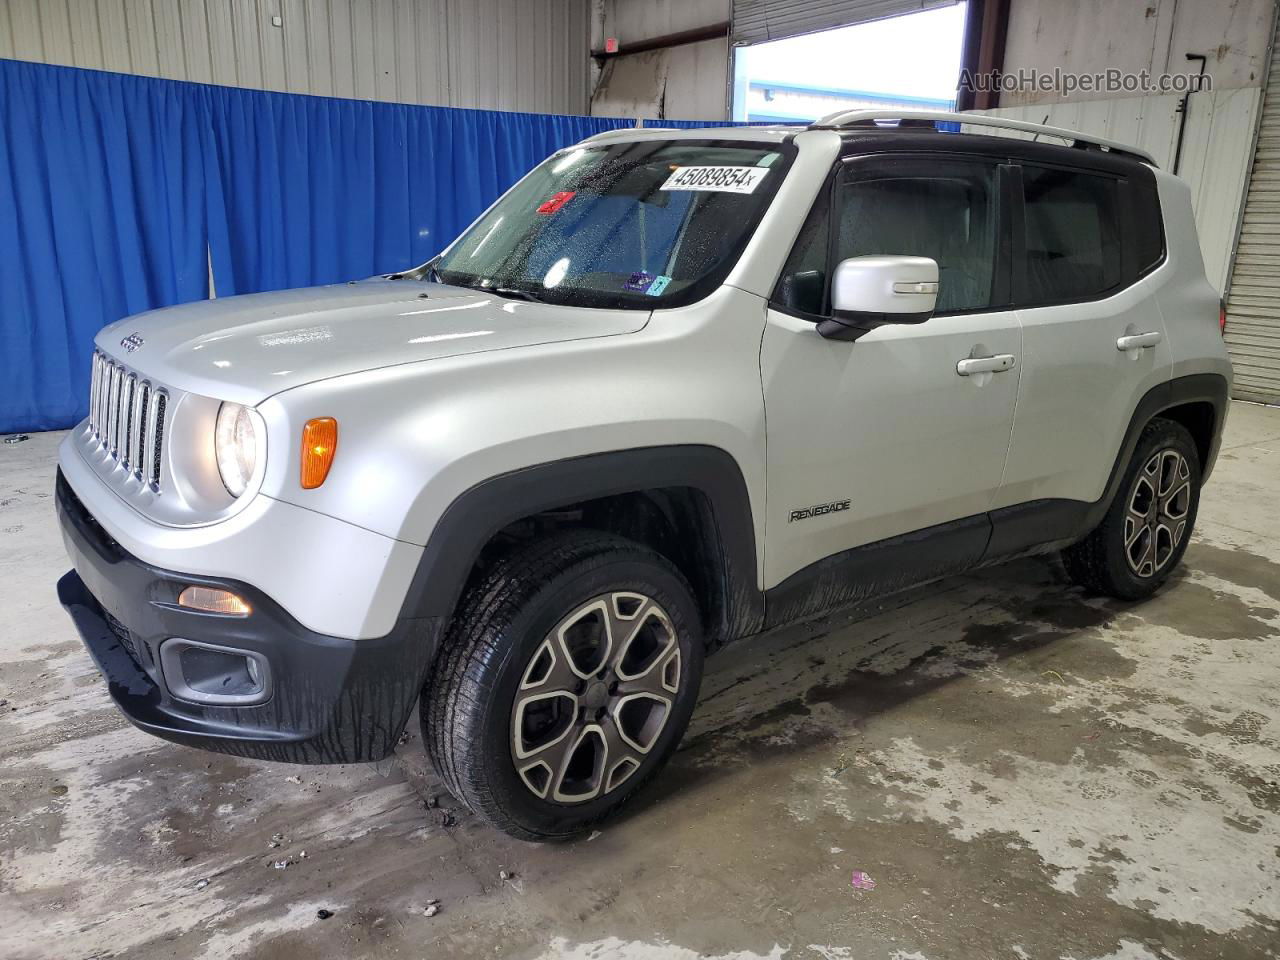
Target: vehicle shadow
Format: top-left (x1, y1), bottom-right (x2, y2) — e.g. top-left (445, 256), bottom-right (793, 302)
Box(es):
top-left (625, 552), bottom-right (1147, 819)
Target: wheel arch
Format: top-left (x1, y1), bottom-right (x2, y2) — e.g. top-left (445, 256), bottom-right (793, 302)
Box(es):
top-left (1065, 370), bottom-right (1227, 530)
top-left (400, 446), bottom-right (765, 649)
top-left (1140, 373), bottom-right (1229, 483)
top-left (985, 372), bottom-right (1229, 559)
top-left (1157, 399), bottom-right (1218, 479)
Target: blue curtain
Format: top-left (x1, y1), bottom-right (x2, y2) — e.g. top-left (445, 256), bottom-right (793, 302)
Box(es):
top-left (202, 90), bottom-right (633, 295)
top-left (0, 61), bottom-right (212, 433)
top-left (0, 59), bottom-right (639, 433)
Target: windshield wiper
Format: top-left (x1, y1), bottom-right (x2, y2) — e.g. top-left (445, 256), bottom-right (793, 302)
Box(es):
top-left (491, 286), bottom-right (548, 303)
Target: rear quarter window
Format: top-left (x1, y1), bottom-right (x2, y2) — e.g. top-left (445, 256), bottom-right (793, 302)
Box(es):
top-left (1130, 179), bottom-right (1166, 275)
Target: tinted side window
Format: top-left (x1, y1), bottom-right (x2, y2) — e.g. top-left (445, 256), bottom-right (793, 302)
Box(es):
top-left (1021, 165), bottom-right (1122, 303)
top-left (835, 159), bottom-right (999, 314)
top-left (773, 179), bottom-right (832, 316)
top-left (1131, 178), bottom-right (1165, 275)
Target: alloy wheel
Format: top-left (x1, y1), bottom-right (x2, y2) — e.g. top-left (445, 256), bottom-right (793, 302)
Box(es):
top-left (1124, 448), bottom-right (1192, 578)
top-left (510, 592), bottom-right (680, 803)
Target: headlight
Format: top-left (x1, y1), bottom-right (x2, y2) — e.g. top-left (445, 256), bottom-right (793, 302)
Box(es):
top-left (214, 402), bottom-right (259, 497)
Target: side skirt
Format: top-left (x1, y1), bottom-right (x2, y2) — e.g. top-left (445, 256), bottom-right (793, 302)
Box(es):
top-left (763, 514), bottom-right (992, 630)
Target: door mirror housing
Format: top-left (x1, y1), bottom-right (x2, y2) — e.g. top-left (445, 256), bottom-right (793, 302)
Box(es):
top-left (818, 255), bottom-right (940, 341)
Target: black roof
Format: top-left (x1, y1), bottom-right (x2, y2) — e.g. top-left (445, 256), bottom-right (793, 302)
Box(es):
top-left (833, 129), bottom-right (1155, 179)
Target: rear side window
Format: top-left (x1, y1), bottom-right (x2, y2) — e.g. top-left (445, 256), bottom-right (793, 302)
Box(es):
top-left (1130, 179), bottom-right (1165, 275)
top-left (1020, 165), bottom-right (1122, 304)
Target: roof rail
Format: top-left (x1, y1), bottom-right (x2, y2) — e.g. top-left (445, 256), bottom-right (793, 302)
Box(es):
top-left (578, 125), bottom-right (677, 145)
top-left (808, 109), bottom-right (1157, 166)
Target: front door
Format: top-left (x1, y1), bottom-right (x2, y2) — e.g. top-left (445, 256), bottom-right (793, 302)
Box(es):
top-left (761, 154), bottom-right (1021, 609)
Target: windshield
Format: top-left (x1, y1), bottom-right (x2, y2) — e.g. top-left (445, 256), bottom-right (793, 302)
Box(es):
top-left (433, 139), bottom-right (792, 309)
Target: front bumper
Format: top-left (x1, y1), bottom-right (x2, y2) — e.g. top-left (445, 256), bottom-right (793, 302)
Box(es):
top-left (56, 470), bottom-right (441, 763)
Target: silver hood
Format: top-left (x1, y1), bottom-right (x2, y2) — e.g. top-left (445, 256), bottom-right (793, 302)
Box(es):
top-left (95, 279), bottom-right (650, 405)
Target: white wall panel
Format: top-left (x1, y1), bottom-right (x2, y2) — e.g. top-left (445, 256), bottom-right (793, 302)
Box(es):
top-left (975, 87), bottom-right (1263, 295)
top-left (598, 0), bottom-right (729, 46)
top-left (1001, 0), bottom-right (1274, 107)
top-left (7, 0), bottom-right (44, 61)
top-left (664, 36), bottom-right (729, 119)
top-left (0, 0), bottom-right (592, 114)
top-left (590, 35), bottom-right (730, 121)
top-left (124, 0), bottom-right (161, 77)
top-left (37, 0), bottom-right (73, 62)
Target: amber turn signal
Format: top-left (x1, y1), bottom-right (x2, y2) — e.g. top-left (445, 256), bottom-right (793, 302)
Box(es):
top-left (178, 586), bottom-right (252, 616)
top-left (300, 417), bottom-right (338, 489)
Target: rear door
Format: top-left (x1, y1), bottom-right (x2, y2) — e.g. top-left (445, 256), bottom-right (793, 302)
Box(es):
top-left (993, 162), bottom-right (1171, 517)
top-left (761, 153), bottom-right (1021, 596)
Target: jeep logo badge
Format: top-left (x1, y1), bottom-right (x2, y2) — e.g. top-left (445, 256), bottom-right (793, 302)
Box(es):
top-left (120, 333), bottom-right (145, 353)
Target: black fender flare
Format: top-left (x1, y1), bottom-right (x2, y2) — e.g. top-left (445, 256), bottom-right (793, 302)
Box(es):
top-left (1080, 371), bottom-right (1229, 525)
top-left (400, 445), bottom-right (765, 644)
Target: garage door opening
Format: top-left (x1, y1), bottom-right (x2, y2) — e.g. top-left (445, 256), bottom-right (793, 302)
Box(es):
top-left (731, 3), bottom-right (968, 123)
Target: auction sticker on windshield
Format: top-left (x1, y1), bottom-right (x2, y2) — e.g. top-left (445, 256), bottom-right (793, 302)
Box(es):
top-left (660, 166), bottom-right (768, 194)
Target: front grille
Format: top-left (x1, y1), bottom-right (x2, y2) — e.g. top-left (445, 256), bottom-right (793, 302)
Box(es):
top-left (88, 350), bottom-right (168, 491)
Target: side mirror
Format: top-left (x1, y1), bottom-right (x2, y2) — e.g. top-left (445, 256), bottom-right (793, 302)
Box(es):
top-left (818, 255), bottom-right (939, 341)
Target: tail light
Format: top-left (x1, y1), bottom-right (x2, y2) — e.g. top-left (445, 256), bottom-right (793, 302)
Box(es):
top-left (1219, 299), bottom-right (1227, 335)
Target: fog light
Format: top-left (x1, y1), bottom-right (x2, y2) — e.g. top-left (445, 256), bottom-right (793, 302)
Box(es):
top-left (159, 638), bottom-right (271, 706)
top-left (178, 586), bottom-right (251, 616)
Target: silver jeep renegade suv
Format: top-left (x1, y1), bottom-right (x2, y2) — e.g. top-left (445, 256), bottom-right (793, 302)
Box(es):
top-left (56, 111), bottom-right (1232, 840)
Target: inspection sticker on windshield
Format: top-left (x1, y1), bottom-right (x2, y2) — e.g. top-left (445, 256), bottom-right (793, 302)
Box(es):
top-left (660, 165), bottom-right (768, 194)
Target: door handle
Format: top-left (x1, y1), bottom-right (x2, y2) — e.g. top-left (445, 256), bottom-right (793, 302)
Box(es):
top-left (1116, 331), bottom-right (1162, 351)
top-left (956, 354), bottom-right (1016, 376)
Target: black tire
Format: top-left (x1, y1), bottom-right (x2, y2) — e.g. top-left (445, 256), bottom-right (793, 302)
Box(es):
top-left (1062, 417), bottom-right (1202, 600)
top-left (422, 530), bottom-right (704, 841)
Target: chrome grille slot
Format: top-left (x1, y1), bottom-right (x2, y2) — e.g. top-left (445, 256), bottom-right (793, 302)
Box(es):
top-left (107, 362), bottom-right (122, 455)
top-left (150, 391), bottom-right (167, 488)
top-left (133, 383), bottom-right (151, 479)
top-left (121, 373), bottom-right (137, 470)
top-left (87, 350), bottom-right (169, 493)
top-left (95, 354), bottom-right (110, 438)
top-left (89, 354), bottom-right (102, 436)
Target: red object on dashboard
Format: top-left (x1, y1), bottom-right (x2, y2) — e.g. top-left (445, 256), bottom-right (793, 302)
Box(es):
top-left (537, 191), bottom-right (576, 214)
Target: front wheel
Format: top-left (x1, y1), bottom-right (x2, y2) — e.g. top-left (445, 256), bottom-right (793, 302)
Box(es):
top-left (423, 531), bottom-right (704, 841)
top-left (1062, 417), bottom-right (1201, 600)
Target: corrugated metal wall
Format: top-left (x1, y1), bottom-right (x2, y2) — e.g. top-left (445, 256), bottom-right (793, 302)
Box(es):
top-left (1223, 12), bottom-right (1280, 405)
top-left (976, 88), bottom-right (1263, 296)
top-left (730, 0), bottom-right (953, 45)
top-left (0, 0), bottom-right (590, 113)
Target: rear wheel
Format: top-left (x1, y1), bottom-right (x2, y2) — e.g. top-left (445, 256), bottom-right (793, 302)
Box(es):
top-left (1062, 418), bottom-right (1201, 600)
top-left (423, 531), bottom-right (704, 841)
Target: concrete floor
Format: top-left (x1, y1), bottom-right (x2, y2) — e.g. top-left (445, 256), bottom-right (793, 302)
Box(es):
top-left (1, 403), bottom-right (1278, 960)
